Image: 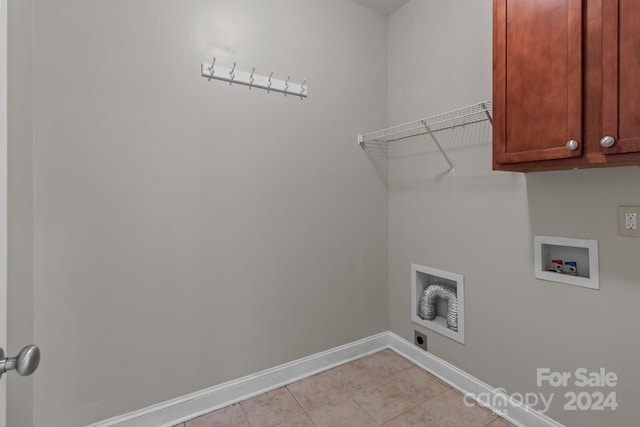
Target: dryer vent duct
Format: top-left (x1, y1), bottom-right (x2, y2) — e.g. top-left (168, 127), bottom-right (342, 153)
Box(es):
top-left (418, 283), bottom-right (458, 331)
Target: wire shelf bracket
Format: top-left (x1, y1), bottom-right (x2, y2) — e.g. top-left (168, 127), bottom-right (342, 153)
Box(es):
top-left (357, 101), bottom-right (493, 177)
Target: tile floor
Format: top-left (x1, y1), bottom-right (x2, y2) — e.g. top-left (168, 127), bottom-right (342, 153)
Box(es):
top-left (175, 349), bottom-right (515, 427)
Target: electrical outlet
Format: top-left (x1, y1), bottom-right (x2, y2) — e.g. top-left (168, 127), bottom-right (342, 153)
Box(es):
top-left (626, 213), bottom-right (637, 230)
top-left (618, 206), bottom-right (640, 237)
top-left (414, 330), bottom-right (427, 350)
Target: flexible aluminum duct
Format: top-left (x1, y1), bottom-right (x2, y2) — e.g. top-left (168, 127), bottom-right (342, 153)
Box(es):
top-left (418, 283), bottom-right (458, 331)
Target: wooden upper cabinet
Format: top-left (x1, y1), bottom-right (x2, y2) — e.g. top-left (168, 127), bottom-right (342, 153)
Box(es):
top-left (493, 0), bottom-right (583, 167)
top-left (601, 0), bottom-right (640, 155)
top-left (493, 0), bottom-right (640, 171)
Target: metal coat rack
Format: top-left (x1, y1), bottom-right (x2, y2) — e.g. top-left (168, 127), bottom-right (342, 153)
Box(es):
top-left (201, 58), bottom-right (308, 98)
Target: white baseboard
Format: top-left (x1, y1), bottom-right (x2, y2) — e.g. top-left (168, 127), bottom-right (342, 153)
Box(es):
top-left (387, 332), bottom-right (565, 427)
top-left (86, 333), bottom-right (392, 427)
top-left (88, 331), bottom-right (564, 427)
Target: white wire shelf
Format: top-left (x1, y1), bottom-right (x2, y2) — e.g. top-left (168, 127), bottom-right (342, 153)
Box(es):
top-left (357, 101), bottom-right (492, 178)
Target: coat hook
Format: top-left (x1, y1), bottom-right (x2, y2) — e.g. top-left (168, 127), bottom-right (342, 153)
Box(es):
top-left (299, 78), bottom-right (307, 99)
top-left (208, 57), bottom-right (216, 75)
top-left (284, 74), bottom-right (291, 92)
top-left (249, 66), bottom-right (256, 85)
top-left (229, 62), bottom-right (236, 82)
top-left (267, 71), bottom-right (274, 91)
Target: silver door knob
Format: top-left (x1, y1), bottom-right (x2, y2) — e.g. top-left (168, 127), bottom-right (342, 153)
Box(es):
top-left (600, 136), bottom-right (615, 148)
top-left (566, 140), bottom-right (579, 151)
top-left (0, 345), bottom-right (40, 379)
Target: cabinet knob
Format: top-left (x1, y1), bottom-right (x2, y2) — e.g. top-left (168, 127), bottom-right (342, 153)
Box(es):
top-left (600, 136), bottom-right (615, 148)
top-left (565, 140), bottom-right (579, 151)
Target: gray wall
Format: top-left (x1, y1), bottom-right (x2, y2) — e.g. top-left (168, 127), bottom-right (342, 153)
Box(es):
top-left (388, 1), bottom-right (640, 426)
top-left (11, 1), bottom-right (389, 425)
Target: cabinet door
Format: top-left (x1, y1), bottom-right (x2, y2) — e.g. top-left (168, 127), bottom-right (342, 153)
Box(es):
top-left (493, 0), bottom-right (583, 166)
top-left (601, 0), bottom-right (640, 155)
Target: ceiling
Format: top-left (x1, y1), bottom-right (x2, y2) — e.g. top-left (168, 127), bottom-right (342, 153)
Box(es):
top-left (349, 0), bottom-right (411, 16)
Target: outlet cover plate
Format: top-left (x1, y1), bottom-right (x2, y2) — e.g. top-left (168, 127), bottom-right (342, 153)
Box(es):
top-left (414, 330), bottom-right (427, 350)
top-left (618, 206), bottom-right (640, 237)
